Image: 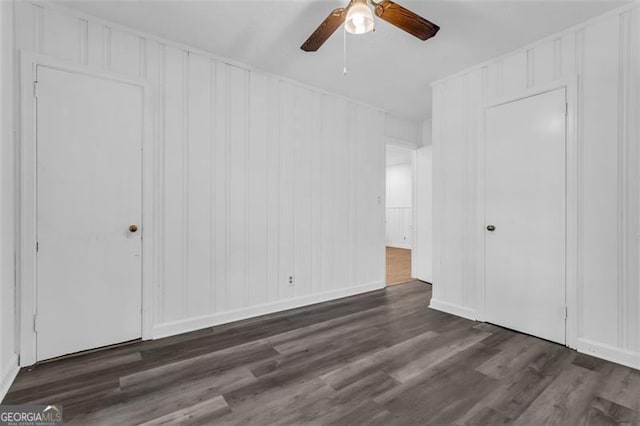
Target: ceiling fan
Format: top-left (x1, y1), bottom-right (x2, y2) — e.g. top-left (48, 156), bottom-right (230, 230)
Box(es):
top-left (301, 0), bottom-right (440, 52)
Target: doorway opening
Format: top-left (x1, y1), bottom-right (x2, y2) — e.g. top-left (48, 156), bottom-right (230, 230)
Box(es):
top-left (385, 145), bottom-right (414, 286)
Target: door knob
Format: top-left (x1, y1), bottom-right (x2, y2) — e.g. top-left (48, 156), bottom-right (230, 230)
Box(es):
top-left (129, 225), bottom-right (138, 233)
top-left (486, 225), bottom-right (495, 232)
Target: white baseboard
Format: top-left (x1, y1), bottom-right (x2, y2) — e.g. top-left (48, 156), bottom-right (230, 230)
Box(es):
top-left (0, 354), bottom-right (20, 401)
top-left (386, 244), bottom-right (412, 250)
top-left (429, 298), bottom-right (477, 321)
top-left (576, 338), bottom-right (640, 370)
top-left (151, 281), bottom-right (385, 339)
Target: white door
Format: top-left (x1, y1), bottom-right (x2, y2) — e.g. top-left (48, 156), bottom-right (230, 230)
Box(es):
top-left (484, 88), bottom-right (566, 344)
top-left (36, 65), bottom-right (143, 361)
top-left (414, 146), bottom-right (433, 282)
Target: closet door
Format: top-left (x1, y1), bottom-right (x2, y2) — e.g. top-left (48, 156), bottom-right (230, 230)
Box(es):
top-left (36, 65), bottom-right (143, 361)
top-left (484, 88), bottom-right (567, 344)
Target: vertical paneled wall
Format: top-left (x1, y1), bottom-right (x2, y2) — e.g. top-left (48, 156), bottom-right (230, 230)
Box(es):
top-left (13, 2), bottom-right (387, 338)
top-left (385, 114), bottom-right (423, 146)
top-left (0, 0), bottom-right (18, 395)
top-left (385, 208), bottom-right (412, 249)
top-left (432, 5), bottom-right (640, 368)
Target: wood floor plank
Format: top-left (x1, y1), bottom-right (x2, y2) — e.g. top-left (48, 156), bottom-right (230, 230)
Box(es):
top-left (329, 399), bottom-right (396, 426)
top-left (9, 352), bottom-right (142, 392)
top-left (374, 341), bottom-right (501, 407)
top-left (381, 366), bottom-right (499, 425)
top-left (459, 345), bottom-right (575, 423)
top-left (216, 378), bottom-right (334, 425)
top-left (476, 333), bottom-right (554, 380)
top-left (138, 395), bottom-right (230, 425)
top-left (578, 396), bottom-right (640, 426)
top-left (118, 341), bottom-right (275, 394)
top-left (512, 363), bottom-right (601, 425)
top-left (455, 406), bottom-right (513, 426)
top-left (68, 367), bottom-right (254, 425)
top-left (4, 280), bottom-right (639, 426)
top-left (278, 371), bottom-right (400, 425)
top-left (320, 330), bottom-right (438, 390)
top-left (595, 363), bottom-right (640, 413)
top-left (387, 328), bottom-right (492, 383)
top-left (228, 332), bottom-right (386, 407)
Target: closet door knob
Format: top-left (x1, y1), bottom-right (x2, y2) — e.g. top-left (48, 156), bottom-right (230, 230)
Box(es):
top-left (486, 225), bottom-right (495, 232)
top-left (129, 225), bottom-right (138, 233)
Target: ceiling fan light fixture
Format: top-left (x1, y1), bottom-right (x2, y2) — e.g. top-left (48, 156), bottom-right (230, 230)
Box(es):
top-left (300, 0), bottom-right (439, 52)
top-left (344, 0), bottom-right (375, 35)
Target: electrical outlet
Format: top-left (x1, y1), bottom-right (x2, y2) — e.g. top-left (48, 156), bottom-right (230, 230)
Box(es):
top-left (288, 275), bottom-right (294, 286)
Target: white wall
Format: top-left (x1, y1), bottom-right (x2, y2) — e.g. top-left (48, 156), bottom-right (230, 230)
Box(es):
top-left (385, 208), bottom-right (412, 249)
top-left (414, 146), bottom-right (433, 283)
top-left (386, 163), bottom-right (412, 249)
top-left (386, 163), bottom-right (412, 208)
top-left (421, 119), bottom-right (432, 147)
top-left (432, 4), bottom-right (640, 369)
top-left (0, 0), bottom-right (19, 398)
top-left (385, 114), bottom-right (422, 147)
top-left (9, 1), bottom-right (391, 351)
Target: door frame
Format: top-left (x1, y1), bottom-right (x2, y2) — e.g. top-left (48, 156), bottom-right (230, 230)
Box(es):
top-left (476, 78), bottom-right (578, 349)
top-left (18, 52), bottom-right (155, 366)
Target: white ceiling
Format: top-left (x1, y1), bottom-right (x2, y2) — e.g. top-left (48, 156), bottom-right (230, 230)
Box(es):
top-left (386, 145), bottom-right (413, 167)
top-left (58, 0), bottom-right (629, 120)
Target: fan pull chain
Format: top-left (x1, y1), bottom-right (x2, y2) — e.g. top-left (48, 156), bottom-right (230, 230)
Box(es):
top-left (343, 25), bottom-right (347, 75)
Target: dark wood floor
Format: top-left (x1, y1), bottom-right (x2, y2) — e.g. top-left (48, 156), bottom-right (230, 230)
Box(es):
top-left (4, 281), bottom-right (640, 425)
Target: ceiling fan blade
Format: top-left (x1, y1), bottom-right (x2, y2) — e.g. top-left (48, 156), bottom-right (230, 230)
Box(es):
top-left (374, 0), bottom-right (439, 41)
top-left (301, 8), bottom-right (346, 52)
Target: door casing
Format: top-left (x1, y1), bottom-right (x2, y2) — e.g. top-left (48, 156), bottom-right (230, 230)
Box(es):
top-left (477, 78), bottom-right (578, 349)
top-left (18, 52), bottom-right (155, 366)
